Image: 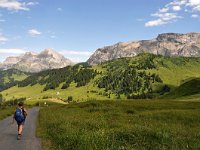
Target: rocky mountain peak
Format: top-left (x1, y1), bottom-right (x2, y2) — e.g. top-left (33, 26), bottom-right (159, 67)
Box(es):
top-left (0, 49), bottom-right (73, 72)
top-left (39, 48), bottom-right (64, 60)
top-left (156, 33), bottom-right (183, 42)
top-left (156, 32), bottom-right (200, 43)
top-left (23, 52), bottom-right (37, 56)
top-left (41, 48), bottom-right (58, 55)
top-left (3, 56), bottom-right (21, 64)
top-left (87, 32), bottom-right (200, 65)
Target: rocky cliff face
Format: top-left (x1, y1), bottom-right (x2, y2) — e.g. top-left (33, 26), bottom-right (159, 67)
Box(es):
top-left (87, 32), bottom-right (200, 65)
top-left (0, 49), bottom-right (73, 72)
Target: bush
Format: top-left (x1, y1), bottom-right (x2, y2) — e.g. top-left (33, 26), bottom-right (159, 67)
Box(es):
top-left (67, 96), bottom-right (73, 103)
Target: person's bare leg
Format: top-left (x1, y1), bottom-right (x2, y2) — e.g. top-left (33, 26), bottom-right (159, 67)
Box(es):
top-left (17, 125), bottom-right (23, 140)
top-left (18, 125), bottom-right (23, 135)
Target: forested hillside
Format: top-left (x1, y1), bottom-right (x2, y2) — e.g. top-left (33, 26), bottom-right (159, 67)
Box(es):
top-left (1, 54), bottom-right (200, 101)
top-left (18, 63), bottom-right (98, 91)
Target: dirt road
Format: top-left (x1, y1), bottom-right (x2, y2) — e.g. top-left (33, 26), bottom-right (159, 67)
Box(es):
top-left (0, 107), bottom-right (41, 150)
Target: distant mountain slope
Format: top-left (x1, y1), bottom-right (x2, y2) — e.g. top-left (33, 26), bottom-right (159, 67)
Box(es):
top-left (0, 49), bottom-right (73, 72)
top-left (1, 54), bottom-right (200, 101)
top-left (0, 69), bottom-right (30, 92)
top-left (88, 32), bottom-right (200, 65)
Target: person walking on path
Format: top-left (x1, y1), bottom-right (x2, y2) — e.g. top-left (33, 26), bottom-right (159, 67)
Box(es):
top-left (13, 102), bottom-right (27, 140)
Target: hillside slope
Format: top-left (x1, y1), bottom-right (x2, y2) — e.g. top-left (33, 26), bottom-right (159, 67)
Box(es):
top-left (0, 69), bottom-right (30, 92)
top-left (163, 78), bottom-right (200, 99)
top-left (1, 54), bottom-right (200, 101)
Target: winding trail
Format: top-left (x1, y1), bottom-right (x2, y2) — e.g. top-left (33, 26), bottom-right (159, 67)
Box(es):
top-left (0, 107), bottom-right (41, 150)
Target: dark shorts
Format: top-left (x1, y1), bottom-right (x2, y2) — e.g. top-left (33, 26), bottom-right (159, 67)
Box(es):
top-left (17, 120), bottom-right (25, 125)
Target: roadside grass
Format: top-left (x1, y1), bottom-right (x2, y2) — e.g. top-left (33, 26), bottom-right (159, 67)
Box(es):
top-left (37, 100), bottom-right (200, 150)
top-left (0, 106), bottom-right (15, 120)
top-left (0, 99), bottom-right (65, 121)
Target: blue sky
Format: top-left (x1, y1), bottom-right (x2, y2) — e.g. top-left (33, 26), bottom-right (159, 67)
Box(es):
top-left (0, 0), bottom-right (200, 62)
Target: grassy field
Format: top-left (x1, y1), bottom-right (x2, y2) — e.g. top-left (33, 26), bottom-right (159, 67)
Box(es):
top-left (37, 100), bottom-right (200, 150)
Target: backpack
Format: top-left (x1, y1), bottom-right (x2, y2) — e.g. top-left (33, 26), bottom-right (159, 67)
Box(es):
top-left (15, 108), bottom-right (25, 123)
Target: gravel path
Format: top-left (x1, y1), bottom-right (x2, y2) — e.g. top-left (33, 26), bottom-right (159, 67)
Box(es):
top-left (0, 107), bottom-right (41, 150)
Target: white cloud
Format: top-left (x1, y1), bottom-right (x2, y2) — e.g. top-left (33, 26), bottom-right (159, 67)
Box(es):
top-left (173, 5), bottom-right (182, 11)
top-left (167, 0), bottom-right (187, 7)
top-left (145, 19), bottom-right (167, 27)
top-left (191, 14), bottom-right (199, 17)
top-left (28, 29), bottom-right (42, 37)
top-left (0, 0), bottom-right (29, 11)
top-left (0, 48), bottom-right (26, 54)
top-left (145, 12), bottom-right (181, 27)
top-left (145, 0), bottom-right (200, 27)
top-left (26, 2), bottom-right (39, 6)
top-left (187, 0), bottom-right (200, 11)
top-left (0, 0), bottom-right (38, 11)
top-left (159, 7), bottom-right (169, 13)
top-left (0, 35), bottom-right (8, 43)
top-left (152, 13), bottom-right (181, 21)
top-left (187, 0), bottom-right (200, 7)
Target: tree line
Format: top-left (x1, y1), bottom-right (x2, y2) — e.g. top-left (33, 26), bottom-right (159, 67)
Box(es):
top-left (18, 64), bottom-right (98, 91)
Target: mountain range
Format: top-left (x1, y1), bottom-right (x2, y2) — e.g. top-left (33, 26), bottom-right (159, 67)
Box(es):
top-left (0, 49), bottom-right (73, 72)
top-left (87, 32), bottom-right (200, 65)
top-left (1, 32), bottom-right (200, 72)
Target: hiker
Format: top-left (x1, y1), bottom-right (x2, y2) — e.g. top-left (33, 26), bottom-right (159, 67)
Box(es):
top-left (13, 102), bottom-right (27, 140)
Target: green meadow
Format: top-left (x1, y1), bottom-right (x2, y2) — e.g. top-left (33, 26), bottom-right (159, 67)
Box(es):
top-left (37, 100), bottom-right (200, 150)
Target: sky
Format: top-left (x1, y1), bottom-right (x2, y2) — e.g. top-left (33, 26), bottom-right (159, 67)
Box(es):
top-left (0, 0), bottom-right (200, 62)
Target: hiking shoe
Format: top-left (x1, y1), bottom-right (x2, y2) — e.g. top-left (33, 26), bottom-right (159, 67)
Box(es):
top-left (17, 134), bottom-right (22, 140)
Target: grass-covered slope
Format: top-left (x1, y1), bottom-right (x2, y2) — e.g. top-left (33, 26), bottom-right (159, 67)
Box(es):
top-left (0, 69), bottom-right (30, 92)
top-left (1, 54), bottom-right (200, 101)
top-left (163, 78), bottom-right (200, 99)
top-left (37, 100), bottom-right (200, 150)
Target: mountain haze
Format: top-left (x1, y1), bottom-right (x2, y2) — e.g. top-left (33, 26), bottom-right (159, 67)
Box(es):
top-left (0, 49), bottom-right (73, 72)
top-left (88, 32), bottom-right (200, 65)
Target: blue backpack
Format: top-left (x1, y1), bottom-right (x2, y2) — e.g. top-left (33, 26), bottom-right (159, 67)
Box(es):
top-left (15, 108), bottom-right (25, 123)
